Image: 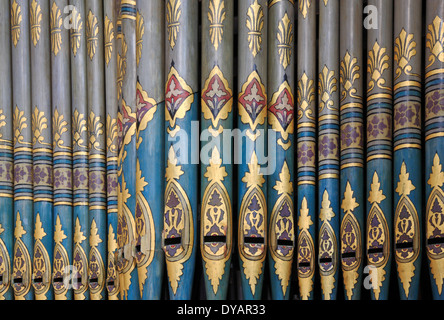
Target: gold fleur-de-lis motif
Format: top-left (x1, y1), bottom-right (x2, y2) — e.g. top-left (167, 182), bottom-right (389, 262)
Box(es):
top-left (340, 51), bottom-right (361, 101)
top-left (104, 16), bottom-right (114, 66)
top-left (32, 107), bottom-right (50, 146)
top-left (89, 112), bottom-right (104, 152)
top-left (50, 1), bottom-right (62, 56)
top-left (117, 36), bottom-right (127, 101)
top-left (52, 108), bottom-right (69, 150)
top-left (11, 0), bottom-right (22, 47)
top-left (70, 6), bottom-right (83, 57)
top-left (136, 11), bottom-right (144, 67)
top-left (208, 0), bottom-right (226, 51)
top-left (394, 29), bottom-right (418, 80)
top-left (86, 10), bottom-right (99, 60)
top-left (367, 41), bottom-right (391, 93)
top-left (166, 0), bottom-right (182, 50)
top-left (0, 109), bottom-right (7, 139)
top-left (323, 0), bottom-right (329, 5)
top-left (277, 13), bottom-right (293, 70)
top-left (426, 16), bottom-right (444, 69)
top-left (107, 115), bottom-right (118, 155)
top-left (299, 0), bottom-right (311, 19)
top-left (246, 0), bottom-right (264, 57)
top-left (318, 66), bottom-right (338, 113)
top-left (13, 106), bottom-right (29, 146)
top-left (297, 73), bottom-right (315, 121)
top-left (72, 109), bottom-right (87, 149)
top-left (30, 0), bottom-right (42, 47)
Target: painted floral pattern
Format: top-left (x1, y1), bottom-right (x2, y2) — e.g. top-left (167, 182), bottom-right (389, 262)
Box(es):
top-left (426, 90), bottom-right (444, 119)
top-left (297, 143), bottom-right (315, 166)
top-left (394, 102), bottom-right (421, 128)
top-left (319, 135), bottom-right (339, 160)
top-left (341, 124), bottom-right (363, 149)
top-left (54, 169), bottom-right (72, 189)
top-left (367, 114), bottom-right (391, 140)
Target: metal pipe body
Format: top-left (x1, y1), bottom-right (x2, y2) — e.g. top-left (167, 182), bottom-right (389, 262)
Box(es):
top-left (11, 0), bottom-right (34, 300)
top-left (164, 0), bottom-right (199, 300)
top-left (30, 0), bottom-right (54, 301)
top-left (393, 0), bottom-right (423, 300)
top-left (237, 0), bottom-right (268, 300)
top-left (267, 0), bottom-right (295, 301)
top-left (296, 0), bottom-right (316, 301)
top-left (0, 0), bottom-right (14, 301)
top-left (366, 0), bottom-right (393, 301)
top-left (318, 0), bottom-right (340, 301)
top-left (135, 0), bottom-right (165, 300)
top-left (69, 0), bottom-right (90, 300)
top-left (117, 0), bottom-right (140, 300)
top-left (85, 0), bottom-right (107, 300)
top-left (51, 0), bottom-right (73, 301)
top-left (104, 0), bottom-right (120, 301)
top-left (339, 0), bottom-right (365, 301)
top-left (425, 0), bottom-right (444, 301)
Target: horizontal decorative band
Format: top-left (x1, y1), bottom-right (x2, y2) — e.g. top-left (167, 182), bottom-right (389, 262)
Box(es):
top-left (394, 143), bottom-right (421, 151)
top-left (394, 80), bottom-right (422, 91)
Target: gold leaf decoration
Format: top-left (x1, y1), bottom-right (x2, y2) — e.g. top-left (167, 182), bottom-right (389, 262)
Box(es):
top-left (166, 0), bottom-right (182, 49)
top-left (117, 36), bottom-right (127, 101)
top-left (11, 0), bottom-right (22, 47)
top-left (299, 0), bottom-right (311, 19)
top-left (246, 0), bottom-right (264, 57)
top-left (394, 29), bottom-right (418, 80)
top-left (52, 108), bottom-right (69, 150)
top-left (136, 11), bottom-right (144, 67)
top-left (367, 41), bottom-right (391, 93)
top-left (106, 115), bottom-right (118, 154)
top-left (50, 1), bottom-right (63, 56)
top-left (32, 107), bottom-right (50, 146)
top-left (86, 10), bottom-right (99, 60)
top-left (426, 16), bottom-right (444, 69)
top-left (340, 51), bottom-right (361, 101)
top-left (30, 0), bottom-right (42, 47)
top-left (13, 106), bottom-right (29, 146)
top-left (89, 112), bottom-right (104, 152)
top-left (297, 73), bottom-right (315, 121)
top-left (277, 13), bottom-right (293, 70)
top-left (70, 6), bottom-right (83, 57)
top-left (72, 109), bottom-right (87, 149)
top-left (318, 66), bottom-right (338, 113)
top-left (0, 109), bottom-right (7, 139)
top-left (104, 15), bottom-right (114, 66)
top-left (208, 0), bottom-right (226, 51)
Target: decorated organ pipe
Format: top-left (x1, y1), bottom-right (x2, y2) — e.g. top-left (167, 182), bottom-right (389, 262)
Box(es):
top-left (200, 0), bottom-right (234, 300)
top-left (164, 0), bottom-right (199, 300)
top-left (104, 0), bottom-right (120, 301)
top-left (117, 0), bottom-right (140, 300)
top-left (85, 0), bottom-right (107, 300)
top-left (318, 0), bottom-right (340, 301)
top-left (0, 0), bottom-right (442, 302)
top-left (267, 0), bottom-right (295, 301)
top-left (339, 0), bottom-right (365, 301)
top-left (0, 0), bottom-right (14, 301)
top-left (425, 0), bottom-right (444, 301)
top-left (50, 0), bottom-right (74, 301)
top-left (69, 0), bottom-right (90, 300)
top-left (296, 0), bottom-right (316, 301)
top-left (365, 0), bottom-right (393, 301)
top-left (30, 0), bottom-right (54, 301)
top-left (393, 0), bottom-right (423, 301)
top-left (135, 0), bottom-right (165, 300)
top-left (237, 0), bottom-right (268, 300)
top-left (11, 0), bottom-right (34, 301)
